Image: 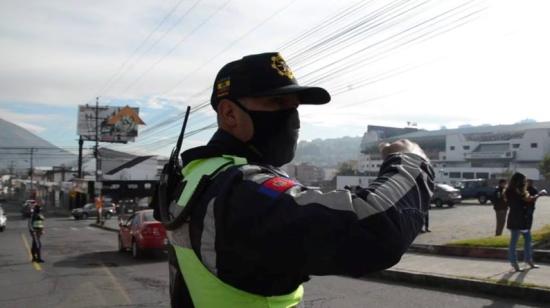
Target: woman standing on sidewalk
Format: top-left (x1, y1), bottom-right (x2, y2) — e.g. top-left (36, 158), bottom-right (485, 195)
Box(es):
top-left (505, 172), bottom-right (547, 271)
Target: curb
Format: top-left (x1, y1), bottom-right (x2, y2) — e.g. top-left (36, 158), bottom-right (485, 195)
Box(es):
top-left (409, 243), bottom-right (550, 264)
top-left (89, 223), bottom-right (119, 233)
top-left (367, 268), bottom-right (550, 304)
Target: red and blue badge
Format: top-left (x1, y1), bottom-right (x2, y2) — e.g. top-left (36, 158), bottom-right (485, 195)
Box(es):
top-left (258, 177), bottom-right (296, 198)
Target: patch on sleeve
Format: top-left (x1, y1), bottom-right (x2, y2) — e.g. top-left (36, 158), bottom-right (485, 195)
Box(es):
top-left (258, 177), bottom-right (296, 198)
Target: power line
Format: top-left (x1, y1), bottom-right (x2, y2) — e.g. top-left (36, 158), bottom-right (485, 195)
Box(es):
top-left (126, 1), bottom-right (365, 137)
top-left (160, 0), bottom-right (297, 96)
top-left (97, 0), bottom-right (189, 97)
top-left (119, 0), bottom-right (233, 96)
top-left (107, 0), bottom-right (485, 155)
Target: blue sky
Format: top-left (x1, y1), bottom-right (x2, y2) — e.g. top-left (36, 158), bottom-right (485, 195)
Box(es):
top-left (2, 0), bottom-right (550, 156)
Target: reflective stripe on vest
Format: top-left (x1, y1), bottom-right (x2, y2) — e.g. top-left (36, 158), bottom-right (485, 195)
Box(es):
top-left (174, 245), bottom-right (304, 308)
top-left (177, 155), bottom-right (247, 207)
top-left (175, 155), bottom-right (304, 307)
top-left (33, 215), bottom-right (44, 229)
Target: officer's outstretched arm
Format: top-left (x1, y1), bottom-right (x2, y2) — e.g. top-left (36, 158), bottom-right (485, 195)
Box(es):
top-left (226, 153), bottom-right (434, 278)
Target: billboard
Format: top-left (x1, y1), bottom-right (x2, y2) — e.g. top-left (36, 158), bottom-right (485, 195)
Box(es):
top-left (77, 105), bottom-right (145, 143)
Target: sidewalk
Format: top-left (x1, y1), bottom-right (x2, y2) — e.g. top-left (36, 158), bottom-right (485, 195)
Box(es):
top-left (372, 252), bottom-right (550, 302)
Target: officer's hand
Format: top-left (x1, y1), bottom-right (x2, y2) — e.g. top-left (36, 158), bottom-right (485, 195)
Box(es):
top-left (379, 139), bottom-right (428, 161)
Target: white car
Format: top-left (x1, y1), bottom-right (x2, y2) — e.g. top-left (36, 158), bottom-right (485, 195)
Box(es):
top-left (0, 206), bottom-right (6, 232)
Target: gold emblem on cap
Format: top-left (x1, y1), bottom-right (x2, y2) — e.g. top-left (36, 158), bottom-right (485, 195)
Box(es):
top-left (216, 78), bottom-right (230, 98)
top-left (271, 54), bottom-right (294, 79)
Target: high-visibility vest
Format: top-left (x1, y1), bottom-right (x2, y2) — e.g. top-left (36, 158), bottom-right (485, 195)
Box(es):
top-left (32, 214), bottom-right (44, 229)
top-left (173, 155), bottom-right (304, 308)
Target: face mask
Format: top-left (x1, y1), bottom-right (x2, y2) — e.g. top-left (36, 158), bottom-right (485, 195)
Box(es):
top-left (233, 100), bottom-right (300, 166)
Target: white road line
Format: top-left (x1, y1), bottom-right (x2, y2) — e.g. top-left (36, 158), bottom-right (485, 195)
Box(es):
top-left (70, 227), bottom-right (78, 231)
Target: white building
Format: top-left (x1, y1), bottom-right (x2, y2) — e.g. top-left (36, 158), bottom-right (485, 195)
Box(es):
top-left (358, 122), bottom-right (550, 184)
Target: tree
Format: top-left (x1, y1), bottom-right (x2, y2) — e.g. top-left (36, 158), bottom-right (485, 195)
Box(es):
top-left (539, 154), bottom-right (550, 180)
top-left (337, 161), bottom-right (356, 176)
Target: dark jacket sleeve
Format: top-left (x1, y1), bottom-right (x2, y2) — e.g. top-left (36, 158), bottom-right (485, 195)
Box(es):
top-left (222, 153), bottom-right (434, 280)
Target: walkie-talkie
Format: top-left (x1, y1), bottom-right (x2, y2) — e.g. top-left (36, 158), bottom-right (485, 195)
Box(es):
top-left (152, 106), bottom-right (191, 223)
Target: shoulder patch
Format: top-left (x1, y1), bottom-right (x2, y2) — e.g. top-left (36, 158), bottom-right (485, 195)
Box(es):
top-left (262, 177), bottom-right (296, 193)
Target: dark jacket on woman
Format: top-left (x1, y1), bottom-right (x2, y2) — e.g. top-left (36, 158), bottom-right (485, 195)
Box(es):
top-left (506, 193), bottom-right (533, 230)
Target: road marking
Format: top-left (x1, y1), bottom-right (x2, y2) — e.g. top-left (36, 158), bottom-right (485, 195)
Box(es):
top-left (101, 263), bottom-right (132, 305)
top-left (70, 227), bottom-right (78, 231)
top-left (20, 233), bottom-right (42, 271)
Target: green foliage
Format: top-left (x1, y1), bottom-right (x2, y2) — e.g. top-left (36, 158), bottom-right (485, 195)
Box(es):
top-left (337, 161), bottom-right (356, 176)
top-left (448, 225), bottom-right (550, 247)
top-left (539, 154), bottom-right (550, 180)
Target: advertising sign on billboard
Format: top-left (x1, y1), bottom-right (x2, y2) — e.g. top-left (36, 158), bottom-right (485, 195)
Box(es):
top-left (77, 105), bottom-right (145, 143)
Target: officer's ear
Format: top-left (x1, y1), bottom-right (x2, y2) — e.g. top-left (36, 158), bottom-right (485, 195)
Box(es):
top-left (217, 99), bottom-right (239, 128)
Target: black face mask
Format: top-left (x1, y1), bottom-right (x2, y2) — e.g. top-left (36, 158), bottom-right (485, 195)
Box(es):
top-left (232, 100), bottom-right (300, 167)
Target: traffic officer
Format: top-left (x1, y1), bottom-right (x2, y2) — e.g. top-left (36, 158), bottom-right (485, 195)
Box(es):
top-left (156, 52), bottom-right (434, 307)
top-left (28, 204), bottom-right (45, 263)
top-left (95, 194), bottom-right (104, 224)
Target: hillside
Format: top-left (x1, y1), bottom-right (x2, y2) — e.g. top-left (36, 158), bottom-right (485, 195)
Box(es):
top-left (0, 118), bottom-right (76, 170)
top-left (292, 136), bottom-right (362, 167)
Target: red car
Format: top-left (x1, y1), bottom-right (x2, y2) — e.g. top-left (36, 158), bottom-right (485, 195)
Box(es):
top-left (118, 209), bottom-right (167, 258)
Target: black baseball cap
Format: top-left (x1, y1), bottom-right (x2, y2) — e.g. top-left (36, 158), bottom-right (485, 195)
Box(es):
top-left (210, 52), bottom-right (331, 110)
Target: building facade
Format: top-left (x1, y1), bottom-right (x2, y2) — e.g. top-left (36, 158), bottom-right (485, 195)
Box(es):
top-left (358, 122), bottom-right (550, 184)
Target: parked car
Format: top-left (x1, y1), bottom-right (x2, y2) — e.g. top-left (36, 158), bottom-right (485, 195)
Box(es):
top-left (21, 200), bottom-right (37, 218)
top-left (118, 209), bottom-right (167, 258)
top-left (431, 183), bottom-right (462, 207)
top-left (0, 206), bottom-right (7, 232)
top-left (72, 203), bottom-right (116, 220)
top-left (455, 179), bottom-right (495, 204)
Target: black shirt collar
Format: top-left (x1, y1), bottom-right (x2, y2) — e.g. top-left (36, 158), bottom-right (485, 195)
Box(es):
top-left (180, 129), bottom-right (262, 165)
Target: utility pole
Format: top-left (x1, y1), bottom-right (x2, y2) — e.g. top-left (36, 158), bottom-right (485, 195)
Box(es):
top-left (29, 147), bottom-right (34, 191)
top-left (78, 136), bottom-right (83, 178)
top-left (8, 160), bottom-right (15, 175)
top-left (95, 97), bottom-right (102, 200)
top-left (8, 161), bottom-right (15, 198)
top-left (95, 97), bottom-right (99, 180)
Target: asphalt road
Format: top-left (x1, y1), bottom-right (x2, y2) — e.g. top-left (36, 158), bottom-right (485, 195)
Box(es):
top-left (0, 203), bottom-right (545, 308)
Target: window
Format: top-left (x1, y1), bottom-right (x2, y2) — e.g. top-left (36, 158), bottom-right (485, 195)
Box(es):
top-left (450, 146), bottom-right (455, 151)
top-left (442, 155), bottom-right (446, 160)
top-left (512, 144), bottom-right (520, 149)
top-left (143, 211), bottom-right (156, 222)
top-left (462, 172), bottom-right (475, 179)
top-left (131, 215), bottom-right (141, 226)
top-left (449, 172), bottom-right (461, 178)
top-left (531, 143), bottom-right (538, 148)
top-left (476, 172), bottom-right (489, 179)
top-left (463, 145), bottom-right (470, 150)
